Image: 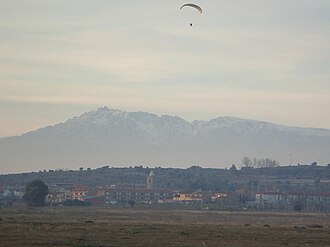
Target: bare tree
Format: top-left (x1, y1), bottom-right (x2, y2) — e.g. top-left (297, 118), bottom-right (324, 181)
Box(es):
top-left (256, 158), bottom-right (279, 168)
top-left (252, 157), bottom-right (258, 168)
top-left (242, 156), bottom-right (253, 168)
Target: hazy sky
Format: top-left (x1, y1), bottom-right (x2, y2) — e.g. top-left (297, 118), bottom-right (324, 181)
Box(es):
top-left (1, 0), bottom-right (330, 137)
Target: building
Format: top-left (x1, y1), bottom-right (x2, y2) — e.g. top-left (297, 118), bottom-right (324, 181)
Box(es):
top-left (256, 191), bottom-right (330, 211)
top-left (211, 192), bottom-right (228, 202)
top-left (46, 192), bottom-right (70, 204)
top-left (173, 189), bottom-right (204, 203)
top-left (0, 190), bottom-right (22, 208)
top-left (105, 185), bottom-right (175, 205)
top-left (72, 185), bottom-right (90, 201)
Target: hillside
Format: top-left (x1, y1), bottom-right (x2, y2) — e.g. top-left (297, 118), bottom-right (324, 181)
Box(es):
top-left (1, 165), bottom-right (330, 193)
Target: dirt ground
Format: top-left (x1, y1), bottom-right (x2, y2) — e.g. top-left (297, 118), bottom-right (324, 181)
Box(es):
top-left (1, 207), bottom-right (330, 247)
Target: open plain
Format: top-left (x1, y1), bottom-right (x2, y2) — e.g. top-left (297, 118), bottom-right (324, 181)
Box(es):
top-left (1, 207), bottom-right (330, 247)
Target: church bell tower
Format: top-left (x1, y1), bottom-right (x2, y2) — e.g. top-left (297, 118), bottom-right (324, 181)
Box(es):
top-left (147, 170), bottom-right (155, 190)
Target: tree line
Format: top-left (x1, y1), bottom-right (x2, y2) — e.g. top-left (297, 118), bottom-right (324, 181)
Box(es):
top-left (241, 156), bottom-right (279, 168)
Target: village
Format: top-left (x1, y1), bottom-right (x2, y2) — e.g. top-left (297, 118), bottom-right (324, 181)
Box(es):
top-left (1, 167), bottom-right (330, 212)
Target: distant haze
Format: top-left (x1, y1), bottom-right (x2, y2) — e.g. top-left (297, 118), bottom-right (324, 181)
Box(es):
top-left (0, 1), bottom-right (330, 137)
top-left (0, 107), bottom-right (329, 174)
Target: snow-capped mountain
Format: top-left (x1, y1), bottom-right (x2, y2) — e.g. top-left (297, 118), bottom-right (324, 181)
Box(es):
top-left (1, 106), bottom-right (329, 173)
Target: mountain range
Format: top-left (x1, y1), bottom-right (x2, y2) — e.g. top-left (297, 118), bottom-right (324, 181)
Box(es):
top-left (1, 106), bottom-right (329, 173)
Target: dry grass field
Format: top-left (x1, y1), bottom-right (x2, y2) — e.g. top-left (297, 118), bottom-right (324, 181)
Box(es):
top-left (1, 207), bottom-right (330, 247)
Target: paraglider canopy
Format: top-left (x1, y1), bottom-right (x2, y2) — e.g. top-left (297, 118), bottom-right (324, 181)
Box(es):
top-left (180, 3), bottom-right (202, 14)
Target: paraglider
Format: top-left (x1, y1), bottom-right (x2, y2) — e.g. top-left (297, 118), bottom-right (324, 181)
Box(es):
top-left (180, 3), bottom-right (202, 27)
top-left (180, 3), bottom-right (203, 13)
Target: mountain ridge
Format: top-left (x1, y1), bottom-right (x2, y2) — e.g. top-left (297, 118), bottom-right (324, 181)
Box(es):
top-left (1, 106), bottom-right (329, 173)
top-left (5, 106), bottom-right (330, 139)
